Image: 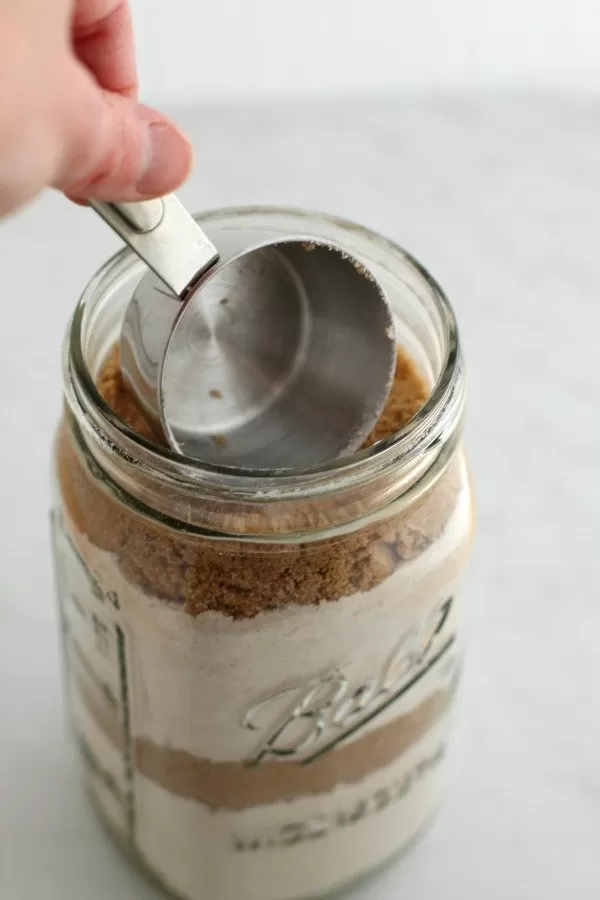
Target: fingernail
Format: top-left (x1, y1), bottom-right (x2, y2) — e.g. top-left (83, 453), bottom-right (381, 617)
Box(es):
top-left (136, 122), bottom-right (193, 196)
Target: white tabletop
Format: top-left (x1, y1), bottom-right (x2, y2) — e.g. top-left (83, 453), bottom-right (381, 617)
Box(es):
top-left (1, 94), bottom-right (599, 900)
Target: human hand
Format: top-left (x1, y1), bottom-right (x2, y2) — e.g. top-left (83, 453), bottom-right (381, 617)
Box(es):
top-left (0, 0), bottom-right (193, 217)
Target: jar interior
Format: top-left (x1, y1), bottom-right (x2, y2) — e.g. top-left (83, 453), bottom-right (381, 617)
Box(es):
top-left (80, 208), bottom-right (451, 412)
top-left (63, 206), bottom-right (463, 541)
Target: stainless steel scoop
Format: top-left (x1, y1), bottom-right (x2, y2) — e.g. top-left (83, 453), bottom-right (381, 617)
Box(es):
top-left (92, 196), bottom-right (396, 469)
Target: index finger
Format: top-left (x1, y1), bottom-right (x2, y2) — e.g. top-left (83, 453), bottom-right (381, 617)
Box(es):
top-left (71, 0), bottom-right (138, 98)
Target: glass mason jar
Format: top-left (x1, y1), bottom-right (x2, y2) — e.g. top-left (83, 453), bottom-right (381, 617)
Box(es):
top-left (51, 207), bottom-right (473, 900)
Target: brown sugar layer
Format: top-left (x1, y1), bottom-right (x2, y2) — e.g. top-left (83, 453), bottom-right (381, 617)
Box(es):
top-left (364, 349), bottom-right (429, 447)
top-left (57, 345), bottom-right (459, 618)
top-left (97, 348), bottom-right (164, 444)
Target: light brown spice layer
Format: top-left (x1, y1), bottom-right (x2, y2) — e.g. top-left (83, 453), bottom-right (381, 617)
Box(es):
top-left (67, 595), bottom-right (458, 810)
top-left (132, 689), bottom-right (453, 809)
top-left (71, 654), bottom-right (452, 809)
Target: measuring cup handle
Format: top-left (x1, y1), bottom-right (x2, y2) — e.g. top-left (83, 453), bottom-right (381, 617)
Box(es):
top-left (89, 196), bottom-right (219, 297)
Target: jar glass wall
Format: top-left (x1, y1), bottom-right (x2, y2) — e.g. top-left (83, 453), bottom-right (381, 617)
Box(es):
top-left (51, 208), bottom-right (473, 900)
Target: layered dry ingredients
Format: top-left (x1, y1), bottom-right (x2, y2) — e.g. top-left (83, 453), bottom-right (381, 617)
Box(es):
top-left (52, 346), bottom-right (472, 900)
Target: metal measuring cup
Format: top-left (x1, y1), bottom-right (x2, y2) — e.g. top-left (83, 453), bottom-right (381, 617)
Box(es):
top-left (92, 197), bottom-right (396, 469)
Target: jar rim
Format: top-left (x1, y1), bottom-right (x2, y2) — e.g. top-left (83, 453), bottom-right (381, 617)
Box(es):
top-left (66, 205), bottom-right (464, 500)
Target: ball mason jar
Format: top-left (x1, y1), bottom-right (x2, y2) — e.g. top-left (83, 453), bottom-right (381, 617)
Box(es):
top-left (51, 207), bottom-right (474, 900)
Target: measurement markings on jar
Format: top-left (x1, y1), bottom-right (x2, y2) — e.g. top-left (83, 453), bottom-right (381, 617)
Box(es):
top-left (244, 595), bottom-right (459, 768)
top-left (51, 510), bottom-right (134, 837)
top-left (50, 510), bottom-right (76, 733)
top-left (232, 742), bottom-right (447, 853)
top-left (304, 633), bottom-right (456, 764)
top-left (116, 624), bottom-right (135, 839)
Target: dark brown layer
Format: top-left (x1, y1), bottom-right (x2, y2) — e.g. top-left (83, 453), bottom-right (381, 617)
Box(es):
top-left (56, 346), bottom-right (461, 617)
top-left (57, 423), bottom-right (460, 618)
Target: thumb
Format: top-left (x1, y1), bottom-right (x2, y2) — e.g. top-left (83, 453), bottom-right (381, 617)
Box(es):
top-left (53, 64), bottom-right (193, 202)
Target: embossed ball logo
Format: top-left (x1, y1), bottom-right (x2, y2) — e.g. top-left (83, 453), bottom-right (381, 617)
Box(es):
top-left (242, 596), bottom-right (457, 766)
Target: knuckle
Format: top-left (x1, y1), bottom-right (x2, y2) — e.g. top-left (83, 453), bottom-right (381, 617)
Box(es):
top-left (67, 99), bottom-right (144, 196)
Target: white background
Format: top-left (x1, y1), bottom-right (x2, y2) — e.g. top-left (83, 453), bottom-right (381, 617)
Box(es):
top-left (2, 3), bottom-right (600, 900)
top-left (3, 94), bottom-right (600, 900)
top-left (131, 0), bottom-right (600, 104)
